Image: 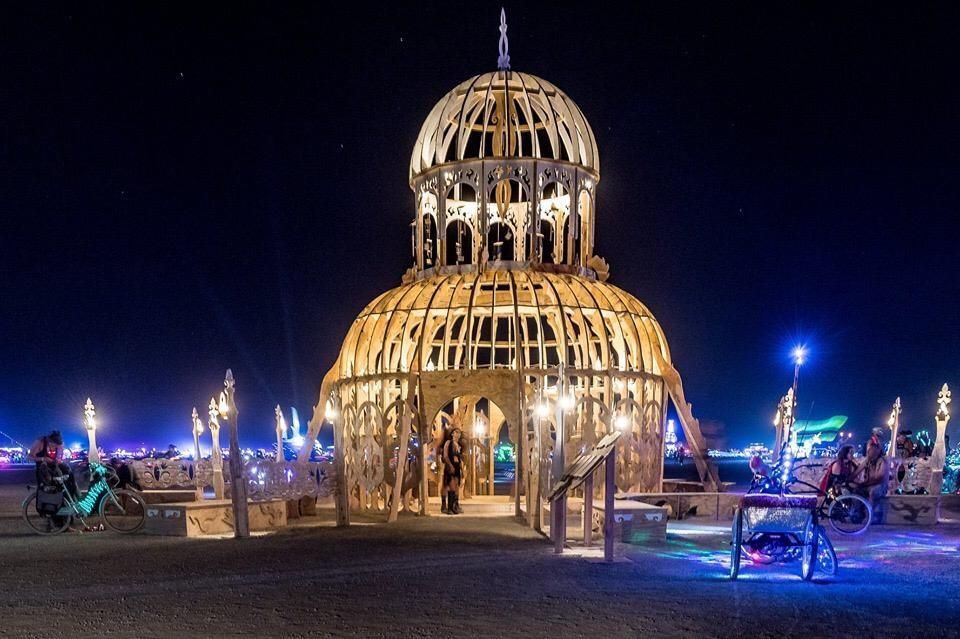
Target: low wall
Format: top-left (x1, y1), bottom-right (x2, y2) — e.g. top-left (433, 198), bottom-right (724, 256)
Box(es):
top-left (131, 459), bottom-right (335, 501)
top-left (618, 492), bottom-right (741, 522)
top-left (144, 499), bottom-right (287, 537)
top-left (620, 491), bottom-right (954, 526)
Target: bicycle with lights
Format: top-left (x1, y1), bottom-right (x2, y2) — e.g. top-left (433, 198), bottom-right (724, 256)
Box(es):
top-left (730, 457), bottom-right (856, 580)
top-left (749, 459), bottom-right (873, 536)
top-left (22, 461), bottom-right (146, 535)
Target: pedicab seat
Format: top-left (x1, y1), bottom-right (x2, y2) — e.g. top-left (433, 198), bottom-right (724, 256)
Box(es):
top-left (739, 494), bottom-right (818, 510)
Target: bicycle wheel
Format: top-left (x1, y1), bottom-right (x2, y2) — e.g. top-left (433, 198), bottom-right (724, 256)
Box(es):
top-left (801, 514), bottom-right (817, 581)
top-left (816, 527), bottom-right (837, 576)
top-left (22, 490), bottom-right (72, 535)
top-left (100, 489), bottom-right (146, 533)
top-left (827, 494), bottom-right (872, 535)
top-left (730, 509), bottom-right (742, 580)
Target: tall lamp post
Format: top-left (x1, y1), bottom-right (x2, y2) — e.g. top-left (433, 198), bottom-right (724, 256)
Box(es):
top-left (532, 389), bottom-right (549, 531)
top-left (473, 410), bottom-right (487, 496)
top-left (553, 364), bottom-right (574, 485)
top-left (191, 407), bottom-right (204, 501)
top-left (775, 346), bottom-right (806, 460)
top-left (931, 384), bottom-right (951, 494)
top-left (208, 398), bottom-right (225, 499)
top-left (790, 346), bottom-right (806, 412)
top-left (219, 369), bottom-right (250, 538)
top-left (275, 404), bottom-right (286, 463)
top-left (84, 398), bottom-right (99, 464)
top-left (887, 397), bottom-right (902, 457)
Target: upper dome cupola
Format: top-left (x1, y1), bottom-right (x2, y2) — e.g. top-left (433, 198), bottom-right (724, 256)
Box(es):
top-left (407, 10), bottom-right (601, 278)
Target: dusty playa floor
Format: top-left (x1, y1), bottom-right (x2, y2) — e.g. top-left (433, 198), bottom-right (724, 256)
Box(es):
top-left (0, 494), bottom-right (958, 638)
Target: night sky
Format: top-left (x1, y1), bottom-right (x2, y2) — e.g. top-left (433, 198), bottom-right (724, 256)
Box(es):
top-left (2, 3), bottom-right (958, 450)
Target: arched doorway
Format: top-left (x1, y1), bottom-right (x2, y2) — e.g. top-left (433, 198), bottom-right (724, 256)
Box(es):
top-left (427, 396), bottom-right (515, 502)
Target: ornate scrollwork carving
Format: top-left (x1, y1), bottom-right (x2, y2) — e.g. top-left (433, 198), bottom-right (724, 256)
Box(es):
top-left (130, 459), bottom-right (333, 500)
top-left (586, 255), bottom-right (610, 282)
top-left (538, 165), bottom-right (572, 190)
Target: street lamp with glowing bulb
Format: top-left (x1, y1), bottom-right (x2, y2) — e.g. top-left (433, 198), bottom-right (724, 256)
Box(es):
top-left (275, 404), bottom-right (287, 463)
top-left (207, 397), bottom-right (225, 498)
top-left (219, 392), bottom-right (229, 419)
top-left (792, 346), bottom-right (807, 366)
top-left (83, 398), bottom-right (99, 464)
top-left (325, 400), bottom-right (338, 421)
top-left (191, 407), bottom-right (204, 500)
top-left (219, 368), bottom-right (249, 538)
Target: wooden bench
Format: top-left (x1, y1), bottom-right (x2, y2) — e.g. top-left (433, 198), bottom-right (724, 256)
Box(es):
top-left (144, 499), bottom-right (287, 537)
top-left (589, 499), bottom-right (668, 544)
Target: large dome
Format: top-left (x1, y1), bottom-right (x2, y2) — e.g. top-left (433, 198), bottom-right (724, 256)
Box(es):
top-left (303, 28), bottom-right (721, 522)
top-left (334, 268), bottom-right (670, 379)
top-left (409, 71), bottom-right (599, 184)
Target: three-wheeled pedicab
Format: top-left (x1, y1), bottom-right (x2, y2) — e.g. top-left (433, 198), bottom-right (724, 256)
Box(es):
top-left (730, 493), bottom-right (837, 580)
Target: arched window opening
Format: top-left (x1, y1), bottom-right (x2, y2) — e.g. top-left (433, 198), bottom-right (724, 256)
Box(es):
top-left (487, 222), bottom-right (514, 261)
top-left (446, 221), bottom-right (473, 266)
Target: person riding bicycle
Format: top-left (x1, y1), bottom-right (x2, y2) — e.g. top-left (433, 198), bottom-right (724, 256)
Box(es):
top-left (819, 444), bottom-right (856, 496)
top-left (27, 430), bottom-right (78, 497)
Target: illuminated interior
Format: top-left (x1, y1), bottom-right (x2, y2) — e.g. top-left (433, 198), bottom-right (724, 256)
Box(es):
top-left (303, 66), bottom-right (719, 520)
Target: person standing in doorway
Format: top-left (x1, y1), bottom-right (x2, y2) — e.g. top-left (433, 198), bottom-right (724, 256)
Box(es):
top-left (437, 422), bottom-right (452, 513)
top-left (443, 427), bottom-right (464, 514)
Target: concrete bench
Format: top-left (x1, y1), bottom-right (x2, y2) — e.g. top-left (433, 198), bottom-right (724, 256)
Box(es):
top-left (590, 499), bottom-right (668, 544)
top-left (144, 499), bottom-right (287, 537)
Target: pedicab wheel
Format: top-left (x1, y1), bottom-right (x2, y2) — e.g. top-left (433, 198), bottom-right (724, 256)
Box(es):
top-left (827, 493), bottom-right (872, 535)
top-left (801, 514), bottom-right (818, 581)
top-left (816, 526), bottom-right (837, 576)
top-left (22, 490), bottom-right (72, 535)
top-left (100, 489), bottom-right (146, 533)
top-left (730, 508), bottom-right (743, 580)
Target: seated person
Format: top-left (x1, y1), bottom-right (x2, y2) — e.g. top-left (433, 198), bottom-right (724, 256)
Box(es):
top-left (896, 431), bottom-right (916, 458)
top-left (820, 444), bottom-right (856, 495)
top-left (28, 430), bottom-right (77, 497)
top-left (852, 441), bottom-right (889, 504)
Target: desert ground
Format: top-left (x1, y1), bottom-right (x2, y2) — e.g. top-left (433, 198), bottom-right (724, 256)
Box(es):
top-left (1, 482), bottom-right (959, 638)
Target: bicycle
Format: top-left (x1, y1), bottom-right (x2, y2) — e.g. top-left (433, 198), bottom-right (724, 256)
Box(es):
top-left (750, 463), bottom-right (872, 536)
top-left (731, 458), bottom-right (869, 578)
top-left (23, 462), bottom-right (146, 535)
top-left (730, 492), bottom-right (834, 580)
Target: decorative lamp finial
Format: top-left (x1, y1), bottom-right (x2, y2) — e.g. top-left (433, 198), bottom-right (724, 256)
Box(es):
top-left (498, 8), bottom-right (511, 70)
top-left (84, 397), bottom-right (98, 430)
top-left (938, 383), bottom-right (951, 420)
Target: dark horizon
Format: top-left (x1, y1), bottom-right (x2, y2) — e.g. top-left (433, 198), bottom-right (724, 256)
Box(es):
top-left (2, 3), bottom-right (958, 450)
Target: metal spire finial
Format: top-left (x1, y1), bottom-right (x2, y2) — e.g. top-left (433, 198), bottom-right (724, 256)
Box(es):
top-left (498, 8), bottom-right (511, 70)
